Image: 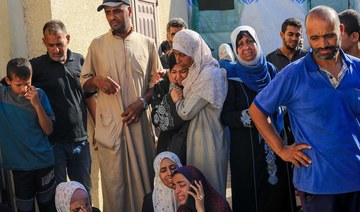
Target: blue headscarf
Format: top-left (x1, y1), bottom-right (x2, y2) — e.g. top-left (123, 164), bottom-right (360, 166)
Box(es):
top-left (226, 25), bottom-right (271, 93)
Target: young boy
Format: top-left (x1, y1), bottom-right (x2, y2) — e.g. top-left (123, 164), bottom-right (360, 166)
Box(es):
top-left (0, 58), bottom-right (56, 211)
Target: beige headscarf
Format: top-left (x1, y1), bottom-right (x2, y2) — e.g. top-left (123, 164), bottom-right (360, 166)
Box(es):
top-left (218, 43), bottom-right (235, 62)
top-left (55, 181), bottom-right (87, 212)
top-left (173, 29), bottom-right (227, 109)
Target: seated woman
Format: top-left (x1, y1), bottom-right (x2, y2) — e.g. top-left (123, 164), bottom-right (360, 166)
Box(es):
top-left (220, 25), bottom-right (296, 212)
top-left (142, 151), bottom-right (183, 212)
top-left (55, 181), bottom-right (100, 212)
top-left (172, 166), bottom-right (231, 212)
top-left (171, 29), bottom-right (228, 197)
top-left (151, 53), bottom-right (190, 164)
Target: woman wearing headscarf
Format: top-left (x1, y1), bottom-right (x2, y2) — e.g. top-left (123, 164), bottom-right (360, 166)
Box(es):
top-left (220, 26), bottom-right (296, 212)
top-left (151, 53), bottom-right (189, 165)
top-left (171, 29), bottom-right (228, 197)
top-left (172, 166), bottom-right (232, 212)
top-left (55, 181), bottom-right (100, 212)
top-left (142, 151), bottom-right (183, 212)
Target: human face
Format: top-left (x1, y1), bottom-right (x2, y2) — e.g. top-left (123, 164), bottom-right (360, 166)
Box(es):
top-left (43, 31), bottom-right (69, 63)
top-left (70, 189), bottom-right (91, 212)
top-left (105, 5), bottom-right (132, 35)
top-left (167, 26), bottom-right (183, 44)
top-left (174, 49), bottom-right (194, 69)
top-left (169, 64), bottom-right (189, 86)
top-left (281, 25), bottom-right (302, 50)
top-left (159, 158), bottom-right (179, 188)
top-left (6, 75), bottom-right (31, 96)
top-left (173, 173), bottom-right (191, 205)
top-left (236, 34), bottom-right (258, 61)
top-left (340, 30), bottom-right (358, 54)
top-left (306, 15), bottom-right (342, 60)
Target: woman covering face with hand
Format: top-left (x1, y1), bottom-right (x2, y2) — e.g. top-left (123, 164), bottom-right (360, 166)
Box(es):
top-left (171, 29), bottom-right (228, 197)
top-left (142, 151), bottom-right (183, 212)
top-left (172, 166), bottom-right (231, 212)
top-left (55, 181), bottom-right (93, 212)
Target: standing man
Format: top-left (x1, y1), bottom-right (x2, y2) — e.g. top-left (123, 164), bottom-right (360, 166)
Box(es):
top-left (31, 20), bottom-right (95, 196)
top-left (266, 18), bottom-right (307, 71)
top-left (266, 17), bottom-right (308, 146)
top-left (338, 9), bottom-right (360, 58)
top-left (80, 0), bottom-right (159, 211)
top-left (249, 5), bottom-right (360, 212)
top-left (160, 18), bottom-right (187, 68)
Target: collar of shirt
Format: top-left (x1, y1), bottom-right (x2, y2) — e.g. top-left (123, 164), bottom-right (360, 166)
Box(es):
top-left (318, 57), bottom-right (348, 88)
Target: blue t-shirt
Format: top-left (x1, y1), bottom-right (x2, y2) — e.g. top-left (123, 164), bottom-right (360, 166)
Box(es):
top-left (0, 86), bottom-right (55, 170)
top-left (254, 50), bottom-right (360, 194)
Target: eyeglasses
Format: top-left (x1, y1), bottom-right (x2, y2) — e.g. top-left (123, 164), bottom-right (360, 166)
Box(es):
top-left (71, 203), bottom-right (90, 212)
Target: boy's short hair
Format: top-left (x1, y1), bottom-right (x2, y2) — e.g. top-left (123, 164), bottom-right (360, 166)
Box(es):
top-left (6, 58), bottom-right (32, 80)
top-left (281, 18), bottom-right (302, 33)
top-left (338, 9), bottom-right (360, 40)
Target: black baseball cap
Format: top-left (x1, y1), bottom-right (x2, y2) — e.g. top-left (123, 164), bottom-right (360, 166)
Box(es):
top-left (97, 0), bottom-right (130, 12)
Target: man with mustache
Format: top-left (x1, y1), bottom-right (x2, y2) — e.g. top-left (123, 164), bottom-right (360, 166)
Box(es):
top-left (266, 17), bottom-right (307, 72)
top-left (80, 0), bottom-right (160, 211)
top-left (30, 20), bottom-right (95, 200)
top-left (250, 5), bottom-right (360, 212)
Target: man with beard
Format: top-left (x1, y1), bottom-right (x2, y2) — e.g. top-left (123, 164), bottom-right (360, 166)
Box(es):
top-left (249, 5), bottom-right (360, 212)
top-left (339, 9), bottom-right (360, 58)
top-left (266, 18), bottom-right (308, 147)
top-left (266, 18), bottom-right (307, 72)
top-left (80, 0), bottom-right (160, 211)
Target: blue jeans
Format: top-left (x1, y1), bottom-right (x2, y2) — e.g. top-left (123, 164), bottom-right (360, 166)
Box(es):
top-left (53, 141), bottom-right (92, 197)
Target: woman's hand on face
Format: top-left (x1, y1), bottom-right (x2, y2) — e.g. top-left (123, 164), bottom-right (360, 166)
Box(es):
top-left (170, 87), bottom-right (183, 103)
top-left (188, 180), bottom-right (205, 212)
top-left (152, 69), bottom-right (167, 84)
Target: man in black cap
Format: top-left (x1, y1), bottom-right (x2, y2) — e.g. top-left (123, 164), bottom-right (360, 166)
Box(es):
top-left (81, 0), bottom-right (160, 211)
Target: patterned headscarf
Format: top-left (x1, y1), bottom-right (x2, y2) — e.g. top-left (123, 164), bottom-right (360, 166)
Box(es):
top-left (152, 151), bottom-right (183, 212)
top-left (173, 29), bottom-right (227, 109)
top-left (55, 181), bottom-right (87, 212)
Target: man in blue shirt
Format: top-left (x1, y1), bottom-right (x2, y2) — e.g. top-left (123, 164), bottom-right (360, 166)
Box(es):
top-left (249, 5), bottom-right (360, 212)
top-left (0, 58), bottom-right (56, 211)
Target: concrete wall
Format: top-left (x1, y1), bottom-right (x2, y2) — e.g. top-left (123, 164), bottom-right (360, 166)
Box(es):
top-left (158, 0), bottom-right (188, 43)
top-left (0, 0), bottom-right (11, 78)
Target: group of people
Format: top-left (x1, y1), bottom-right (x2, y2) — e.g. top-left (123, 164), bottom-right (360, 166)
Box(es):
top-left (0, 0), bottom-right (360, 211)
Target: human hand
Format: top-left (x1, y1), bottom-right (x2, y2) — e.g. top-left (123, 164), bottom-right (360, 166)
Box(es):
top-left (152, 69), bottom-right (167, 84)
top-left (170, 87), bottom-right (183, 103)
top-left (277, 144), bottom-right (312, 168)
top-left (95, 76), bottom-right (120, 95)
top-left (25, 86), bottom-right (41, 108)
top-left (188, 180), bottom-right (205, 212)
top-left (121, 99), bottom-right (144, 126)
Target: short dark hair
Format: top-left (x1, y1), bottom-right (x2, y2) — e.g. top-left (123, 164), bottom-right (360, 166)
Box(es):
top-left (43, 20), bottom-right (67, 36)
top-left (166, 18), bottom-right (187, 34)
top-left (6, 58), bottom-right (32, 81)
top-left (339, 9), bottom-right (360, 39)
top-left (281, 18), bottom-right (302, 33)
top-left (160, 41), bottom-right (171, 53)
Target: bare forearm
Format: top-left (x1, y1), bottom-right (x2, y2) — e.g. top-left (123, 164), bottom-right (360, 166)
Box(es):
top-left (143, 88), bottom-right (153, 104)
top-left (83, 77), bottom-right (98, 92)
top-left (249, 103), bottom-right (285, 154)
top-left (34, 105), bottom-right (53, 135)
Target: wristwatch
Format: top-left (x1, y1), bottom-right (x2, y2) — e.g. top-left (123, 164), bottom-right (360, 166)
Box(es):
top-left (139, 97), bottom-right (149, 110)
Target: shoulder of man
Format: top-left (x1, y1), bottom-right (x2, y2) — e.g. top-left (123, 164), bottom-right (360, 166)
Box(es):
top-left (266, 49), bottom-right (279, 61)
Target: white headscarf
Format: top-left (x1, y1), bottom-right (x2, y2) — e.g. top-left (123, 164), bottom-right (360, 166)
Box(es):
top-left (230, 25), bottom-right (263, 66)
top-left (218, 43), bottom-right (235, 62)
top-left (55, 181), bottom-right (87, 212)
top-left (173, 29), bottom-right (227, 109)
top-left (152, 151), bottom-right (183, 212)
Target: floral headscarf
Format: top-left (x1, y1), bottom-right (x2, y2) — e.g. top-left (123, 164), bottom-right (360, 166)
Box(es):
top-left (152, 151), bottom-right (183, 212)
top-left (173, 29), bottom-right (227, 109)
top-left (55, 181), bottom-right (87, 212)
